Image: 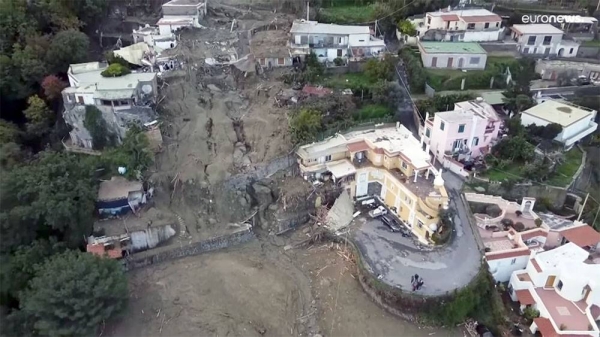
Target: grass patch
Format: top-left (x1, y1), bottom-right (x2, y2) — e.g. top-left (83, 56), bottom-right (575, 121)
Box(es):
top-left (484, 165), bottom-right (523, 182)
top-left (582, 40), bottom-right (600, 47)
top-left (425, 56), bottom-right (517, 91)
top-left (317, 5), bottom-right (376, 24)
top-left (354, 104), bottom-right (392, 121)
top-left (546, 148), bottom-right (583, 187)
top-left (321, 72), bottom-right (373, 90)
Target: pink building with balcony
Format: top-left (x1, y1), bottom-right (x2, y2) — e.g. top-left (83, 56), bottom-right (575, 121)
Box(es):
top-left (421, 98), bottom-right (502, 168)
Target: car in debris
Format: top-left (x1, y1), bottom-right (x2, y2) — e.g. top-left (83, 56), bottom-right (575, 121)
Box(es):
top-left (381, 215), bottom-right (402, 232)
top-left (368, 206), bottom-right (387, 218)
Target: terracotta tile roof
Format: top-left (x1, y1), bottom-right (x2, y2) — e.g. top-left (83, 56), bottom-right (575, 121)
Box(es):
top-left (534, 317), bottom-right (557, 337)
top-left (486, 249), bottom-right (530, 261)
top-left (521, 228), bottom-right (549, 241)
top-left (441, 14), bottom-right (459, 21)
top-left (531, 258), bottom-right (543, 272)
top-left (515, 289), bottom-right (536, 305)
top-left (347, 141), bottom-right (370, 153)
top-left (560, 225), bottom-right (600, 248)
top-left (461, 14), bottom-right (501, 23)
top-left (87, 244), bottom-right (122, 259)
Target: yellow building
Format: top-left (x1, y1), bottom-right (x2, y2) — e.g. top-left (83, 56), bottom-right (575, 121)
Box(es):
top-left (297, 124), bottom-right (449, 243)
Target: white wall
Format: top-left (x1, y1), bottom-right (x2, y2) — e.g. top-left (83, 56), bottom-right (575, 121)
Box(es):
top-left (74, 92), bottom-right (95, 105)
top-left (159, 23), bottom-right (188, 36)
top-left (326, 48), bottom-right (348, 61)
top-left (515, 33), bottom-right (563, 54)
top-left (488, 254), bottom-right (530, 282)
top-left (461, 30), bottom-right (503, 42)
top-left (421, 52), bottom-right (487, 70)
top-left (348, 33), bottom-right (373, 46)
top-left (560, 114), bottom-right (596, 142)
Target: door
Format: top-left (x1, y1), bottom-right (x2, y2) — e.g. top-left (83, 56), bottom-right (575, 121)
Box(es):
top-left (431, 57), bottom-right (437, 67)
top-left (458, 58), bottom-right (464, 68)
top-left (77, 96), bottom-right (84, 104)
top-left (545, 275), bottom-right (556, 288)
top-left (447, 57), bottom-right (453, 68)
top-left (356, 172), bottom-right (368, 197)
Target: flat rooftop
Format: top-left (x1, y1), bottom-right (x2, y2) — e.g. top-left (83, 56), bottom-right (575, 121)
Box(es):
top-left (97, 177), bottom-right (143, 201)
top-left (419, 42), bottom-right (486, 54)
top-left (428, 8), bottom-right (501, 22)
top-left (67, 62), bottom-right (156, 91)
top-left (522, 99), bottom-right (595, 127)
top-left (534, 288), bottom-right (593, 332)
top-left (511, 24), bottom-right (564, 35)
top-left (535, 242), bottom-right (589, 270)
top-left (163, 0), bottom-right (204, 6)
top-left (290, 20), bottom-right (370, 35)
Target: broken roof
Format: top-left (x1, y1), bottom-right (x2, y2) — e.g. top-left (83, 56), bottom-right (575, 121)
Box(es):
top-left (250, 29), bottom-right (291, 59)
top-left (98, 177), bottom-right (143, 201)
top-left (113, 42), bottom-right (153, 66)
top-left (290, 20), bottom-right (370, 35)
top-left (326, 159), bottom-right (356, 179)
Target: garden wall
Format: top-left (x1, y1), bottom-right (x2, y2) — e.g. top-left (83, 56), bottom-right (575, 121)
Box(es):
top-left (577, 47), bottom-right (600, 59)
top-left (123, 227), bottom-right (255, 271)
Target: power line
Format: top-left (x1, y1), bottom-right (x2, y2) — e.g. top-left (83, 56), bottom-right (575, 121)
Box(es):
top-left (335, 0), bottom-right (420, 25)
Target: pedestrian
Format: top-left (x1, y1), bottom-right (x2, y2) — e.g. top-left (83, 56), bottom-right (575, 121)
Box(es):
top-left (411, 275), bottom-right (415, 284)
top-left (417, 280), bottom-right (424, 290)
top-left (414, 274), bottom-right (419, 282)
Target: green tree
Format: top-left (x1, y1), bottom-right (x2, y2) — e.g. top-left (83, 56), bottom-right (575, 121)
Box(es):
top-left (397, 19), bottom-right (417, 36)
top-left (101, 125), bottom-right (153, 178)
top-left (372, 80), bottom-right (403, 109)
top-left (364, 56), bottom-right (395, 82)
top-left (19, 250), bottom-right (128, 337)
top-left (11, 42), bottom-right (48, 88)
top-left (0, 239), bottom-right (65, 306)
top-left (290, 109), bottom-right (323, 144)
top-left (493, 136), bottom-right (535, 162)
top-left (101, 63), bottom-right (131, 77)
top-left (24, 95), bottom-right (54, 136)
top-left (84, 105), bottom-right (115, 150)
top-left (45, 30), bottom-right (89, 73)
top-left (0, 151), bottom-right (98, 252)
top-left (0, 54), bottom-right (32, 100)
top-left (0, 120), bottom-right (22, 145)
top-left (541, 123), bottom-right (563, 140)
top-left (0, 0), bottom-right (34, 54)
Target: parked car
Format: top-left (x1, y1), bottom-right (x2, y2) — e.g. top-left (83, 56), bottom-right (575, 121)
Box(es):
top-left (368, 206), bottom-right (387, 218)
top-left (381, 215), bottom-right (402, 232)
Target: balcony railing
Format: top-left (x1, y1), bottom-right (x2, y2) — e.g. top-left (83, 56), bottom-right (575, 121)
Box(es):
top-left (485, 126), bottom-right (495, 134)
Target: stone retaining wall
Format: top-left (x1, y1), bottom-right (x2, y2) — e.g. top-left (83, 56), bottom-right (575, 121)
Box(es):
top-left (123, 227), bottom-right (255, 271)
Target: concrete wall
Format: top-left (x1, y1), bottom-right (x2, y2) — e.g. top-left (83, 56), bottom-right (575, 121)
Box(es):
top-left (488, 254), bottom-right (530, 282)
top-left (124, 227), bottom-right (255, 271)
top-left (577, 46), bottom-right (600, 59)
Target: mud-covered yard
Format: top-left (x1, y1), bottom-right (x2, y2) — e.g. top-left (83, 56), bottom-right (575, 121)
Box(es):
top-left (106, 233), bottom-right (463, 337)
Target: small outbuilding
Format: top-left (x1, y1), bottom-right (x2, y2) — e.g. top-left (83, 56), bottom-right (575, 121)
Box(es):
top-left (97, 176), bottom-right (146, 218)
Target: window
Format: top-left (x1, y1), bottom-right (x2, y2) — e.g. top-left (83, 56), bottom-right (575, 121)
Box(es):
top-left (557, 280), bottom-right (563, 290)
top-left (427, 17), bottom-right (431, 24)
top-left (511, 258), bottom-right (516, 265)
top-left (425, 128), bottom-right (431, 137)
top-left (260, 58), bottom-right (266, 65)
top-left (569, 48), bottom-right (574, 54)
top-left (277, 58), bottom-right (285, 65)
top-left (467, 23), bottom-right (475, 30)
top-left (417, 220), bottom-right (424, 228)
top-left (101, 99), bottom-right (112, 106)
top-left (440, 121), bottom-right (445, 130)
top-left (523, 47), bottom-right (529, 54)
top-left (401, 161), bottom-right (408, 169)
top-left (325, 155), bottom-right (332, 162)
top-left (358, 39), bottom-right (365, 42)
top-left (337, 49), bottom-right (343, 57)
top-left (495, 22), bottom-right (500, 27)
top-left (472, 137), bottom-right (479, 146)
top-left (484, 22), bottom-right (490, 29)
top-left (527, 36), bottom-right (536, 45)
top-left (542, 36), bottom-right (552, 45)
top-left (431, 57), bottom-right (438, 67)
top-left (469, 57), bottom-right (480, 65)
top-left (458, 124), bottom-right (465, 133)
top-left (77, 96), bottom-right (84, 104)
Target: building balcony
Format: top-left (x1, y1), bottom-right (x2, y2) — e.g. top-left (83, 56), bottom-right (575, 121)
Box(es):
top-left (485, 126), bottom-right (495, 134)
top-left (62, 138), bottom-right (101, 156)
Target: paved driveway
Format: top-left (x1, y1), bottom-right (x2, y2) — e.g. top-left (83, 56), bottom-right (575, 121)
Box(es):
top-left (352, 172), bottom-right (482, 296)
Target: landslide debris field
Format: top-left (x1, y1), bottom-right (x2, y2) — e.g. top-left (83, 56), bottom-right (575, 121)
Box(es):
top-left (106, 234), bottom-right (463, 337)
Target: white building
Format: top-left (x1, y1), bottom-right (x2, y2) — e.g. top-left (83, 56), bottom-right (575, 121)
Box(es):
top-left (288, 20), bottom-right (385, 62)
top-left (133, 25), bottom-right (177, 51)
top-left (418, 41), bottom-right (487, 69)
top-left (408, 8), bottom-right (503, 42)
top-left (508, 243), bottom-right (600, 337)
top-left (62, 62), bottom-right (158, 149)
top-left (510, 24), bottom-right (580, 58)
top-left (520, 99), bottom-right (598, 149)
top-left (158, 0), bottom-right (207, 34)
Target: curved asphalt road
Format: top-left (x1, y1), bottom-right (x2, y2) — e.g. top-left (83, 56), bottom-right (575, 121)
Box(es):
top-left (352, 171), bottom-right (482, 296)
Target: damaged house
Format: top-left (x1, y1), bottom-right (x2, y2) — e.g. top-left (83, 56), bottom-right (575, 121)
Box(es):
top-left (62, 62), bottom-right (158, 149)
top-left (97, 176), bottom-right (146, 218)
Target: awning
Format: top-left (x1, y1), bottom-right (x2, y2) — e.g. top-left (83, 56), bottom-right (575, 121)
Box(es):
top-left (326, 160), bottom-right (356, 179)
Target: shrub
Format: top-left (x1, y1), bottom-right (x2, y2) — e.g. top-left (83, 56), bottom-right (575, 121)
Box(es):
top-left (101, 63), bottom-right (131, 77)
top-left (513, 222), bottom-right (525, 232)
top-left (534, 218), bottom-right (543, 227)
top-left (333, 57), bottom-right (344, 66)
top-left (485, 204), bottom-right (502, 218)
top-left (523, 307), bottom-right (540, 322)
top-left (515, 210), bottom-right (522, 217)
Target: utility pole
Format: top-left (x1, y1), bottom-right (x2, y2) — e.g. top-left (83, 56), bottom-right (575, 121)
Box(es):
top-left (577, 192), bottom-right (589, 222)
top-left (306, 1), bottom-right (309, 21)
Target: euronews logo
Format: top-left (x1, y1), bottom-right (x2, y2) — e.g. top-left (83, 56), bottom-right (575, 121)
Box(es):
top-left (521, 15), bottom-right (586, 24)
